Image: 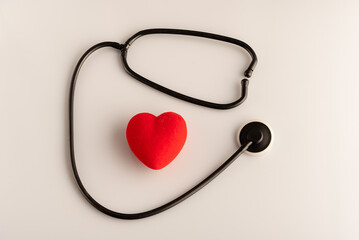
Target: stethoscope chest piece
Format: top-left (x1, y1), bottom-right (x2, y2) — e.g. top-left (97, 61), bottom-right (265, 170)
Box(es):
top-left (238, 121), bottom-right (272, 154)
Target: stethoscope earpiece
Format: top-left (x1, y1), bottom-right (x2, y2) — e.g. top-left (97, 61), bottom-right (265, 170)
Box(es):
top-left (237, 121), bottom-right (272, 155)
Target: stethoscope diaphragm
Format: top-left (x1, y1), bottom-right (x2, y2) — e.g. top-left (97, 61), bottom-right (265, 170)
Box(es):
top-left (237, 121), bottom-right (273, 155)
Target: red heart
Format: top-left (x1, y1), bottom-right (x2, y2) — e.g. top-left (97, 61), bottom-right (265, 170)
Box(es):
top-left (126, 112), bottom-right (187, 170)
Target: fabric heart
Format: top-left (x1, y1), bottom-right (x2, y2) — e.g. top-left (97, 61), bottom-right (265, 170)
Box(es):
top-left (126, 112), bottom-right (187, 170)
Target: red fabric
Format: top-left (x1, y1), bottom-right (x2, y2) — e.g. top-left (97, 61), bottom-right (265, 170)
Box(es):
top-left (126, 112), bottom-right (187, 170)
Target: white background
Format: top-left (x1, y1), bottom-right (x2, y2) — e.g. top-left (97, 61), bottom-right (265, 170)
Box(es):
top-left (1, 0), bottom-right (359, 239)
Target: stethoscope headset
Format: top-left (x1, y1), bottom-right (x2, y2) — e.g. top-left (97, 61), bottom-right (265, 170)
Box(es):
top-left (69, 28), bottom-right (272, 220)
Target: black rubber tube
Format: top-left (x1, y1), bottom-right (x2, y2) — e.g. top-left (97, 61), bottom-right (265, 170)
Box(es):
top-left (121, 28), bottom-right (257, 110)
top-left (69, 41), bottom-right (252, 220)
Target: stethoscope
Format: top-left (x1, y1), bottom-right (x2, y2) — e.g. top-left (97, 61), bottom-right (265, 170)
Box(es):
top-left (69, 28), bottom-right (272, 220)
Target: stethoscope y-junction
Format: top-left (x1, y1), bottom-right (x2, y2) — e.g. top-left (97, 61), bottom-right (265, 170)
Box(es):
top-left (69, 28), bottom-right (272, 220)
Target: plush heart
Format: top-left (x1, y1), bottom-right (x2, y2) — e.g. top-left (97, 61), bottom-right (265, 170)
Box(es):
top-left (126, 112), bottom-right (187, 170)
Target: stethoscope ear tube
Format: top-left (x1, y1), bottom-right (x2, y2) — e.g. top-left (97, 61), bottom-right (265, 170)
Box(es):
top-left (121, 28), bottom-right (257, 110)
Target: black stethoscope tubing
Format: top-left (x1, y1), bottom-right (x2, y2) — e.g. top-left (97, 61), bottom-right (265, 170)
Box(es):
top-left (121, 29), bottom-right (257, 110)
top-left (69, 29), bottom-right (258, 220)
